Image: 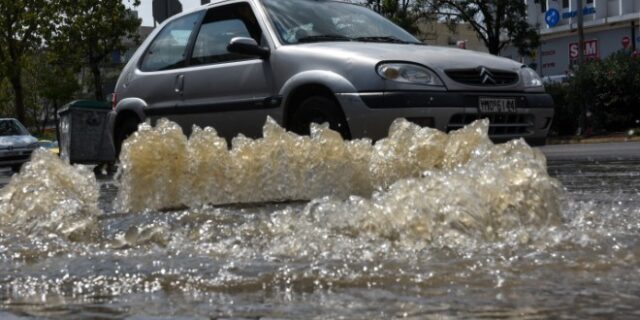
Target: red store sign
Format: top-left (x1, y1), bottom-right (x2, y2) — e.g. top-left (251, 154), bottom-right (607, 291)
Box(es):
top-left (569, 40), bottom-right (599, 60)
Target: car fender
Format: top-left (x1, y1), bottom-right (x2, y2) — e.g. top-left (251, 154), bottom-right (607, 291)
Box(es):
top-left (115, 97), bottom-right (147, 123)
top-left (279, 70), bottom-right (358, 107)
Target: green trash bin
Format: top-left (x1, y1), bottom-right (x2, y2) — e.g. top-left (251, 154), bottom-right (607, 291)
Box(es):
top-left (58, 100), bottom-right (116, 164)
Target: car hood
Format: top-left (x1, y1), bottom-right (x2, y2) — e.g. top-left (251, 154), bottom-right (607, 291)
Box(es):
top-left (0, 135), bottom-right (38, 149)
top-left (286, 42), bottom-right (523, 72)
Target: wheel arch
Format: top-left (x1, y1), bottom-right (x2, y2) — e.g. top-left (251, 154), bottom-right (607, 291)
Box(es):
top-left (114, 98), bottom-right (146, 129)
top-left (279, 70), bottom-right (357, 128)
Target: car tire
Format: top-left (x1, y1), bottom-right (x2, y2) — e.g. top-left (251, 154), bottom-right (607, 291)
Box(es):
top-left (114, 116), bottom-right (140, 158)
top-left (289, 95), bottom-right (351, 139)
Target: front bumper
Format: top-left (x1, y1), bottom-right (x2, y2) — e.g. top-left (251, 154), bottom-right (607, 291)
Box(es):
top-left (0, 149), bottom-right (34, 167)
top-left (335, 91), bottom-right (554, 144)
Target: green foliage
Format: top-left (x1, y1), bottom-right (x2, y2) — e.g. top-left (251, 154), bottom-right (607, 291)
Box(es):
top-left (565, 52), bottom-right (640, 132)
top-left (367, 0), bottom-right (430, 34)
top-left (427, 0), bottom-right (540, 55)
top-left (0, 0), bottom-right (140, 128)
top-left (0, 52), bottom-right (79, 135)
top-left (546, 83), bottom-right (579, 136)
top-left (0, 0), bottom-right (63, 123)
top-left (56, 0), bottom-right (141, 100)
top-left (547, 52), bottom-right (640, 135)
top-left (0, 78), bottom-right (13, 115)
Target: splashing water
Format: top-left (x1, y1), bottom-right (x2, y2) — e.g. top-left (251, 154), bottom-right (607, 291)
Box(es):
top-left (116, 117), bottom-right (374, 211)
top-left (2, 119), bottom-right (639, 319)
top-left (0, 119), bottom-right (562, 246)
top-left (0, 149), bottom-right (100, 241)
top-left (115, 117), bottom-right (563, 228)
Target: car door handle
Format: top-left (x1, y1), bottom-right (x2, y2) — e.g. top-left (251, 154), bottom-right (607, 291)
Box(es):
top-left (175, 74), bottom-right (185, 94)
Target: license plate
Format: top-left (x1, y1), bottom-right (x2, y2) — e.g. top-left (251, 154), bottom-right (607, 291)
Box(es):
top-left (478, 97), bottom-right (517, 113)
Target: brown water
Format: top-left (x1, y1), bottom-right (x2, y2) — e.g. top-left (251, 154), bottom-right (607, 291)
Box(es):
top-left (1, 119), bottom-right (639, 319)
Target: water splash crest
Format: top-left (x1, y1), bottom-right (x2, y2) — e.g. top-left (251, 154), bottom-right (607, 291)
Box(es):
top-left (0, 118), bottom-right (563, 244)
top-left (0, 149), bottom-right (100, 241)
top-left (114, 117), bottom-right (563, 242)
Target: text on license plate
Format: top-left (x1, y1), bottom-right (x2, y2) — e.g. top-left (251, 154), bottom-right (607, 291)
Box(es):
top-left (478, 97), bottom-right (517, 113)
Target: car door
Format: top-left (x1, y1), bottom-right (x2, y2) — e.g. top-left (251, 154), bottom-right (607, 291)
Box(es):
top-left (130, 12), bottom-right (203, 119)
top-left (176, 1), bottom-right (277, 139)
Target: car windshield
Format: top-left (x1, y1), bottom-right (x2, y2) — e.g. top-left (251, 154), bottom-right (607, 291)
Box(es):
top-left (260, 0), bottom-right (421, 45)
top-left (0, 119), bottom-right (28, 136)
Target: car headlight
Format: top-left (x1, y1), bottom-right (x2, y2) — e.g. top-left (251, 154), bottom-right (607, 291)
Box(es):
top-left (377, 63), bottom-right (443, 86)
top-left (521, 67), bottom-right (543, 87)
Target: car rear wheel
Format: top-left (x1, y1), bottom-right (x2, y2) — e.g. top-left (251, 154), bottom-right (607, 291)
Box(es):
top-left (114, 116), bottom-right (140, 158)
top-left (289, 95), bottom-right (351, 139)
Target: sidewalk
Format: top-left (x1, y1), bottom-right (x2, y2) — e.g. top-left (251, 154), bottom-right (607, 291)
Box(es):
top-left (548, 132), bottom-right (640, 145)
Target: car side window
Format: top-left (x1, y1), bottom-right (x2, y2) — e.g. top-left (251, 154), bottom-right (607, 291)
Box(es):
top-left (190, 2), bottom-right (263, 66)
top-left (140, 13), bottom-right (201, 72)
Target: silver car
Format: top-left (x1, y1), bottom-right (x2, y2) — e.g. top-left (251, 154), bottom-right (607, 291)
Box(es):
top-left (109, 0), bottom-right (553, 155)
top-left (0, 118), bottom-right (38, 172)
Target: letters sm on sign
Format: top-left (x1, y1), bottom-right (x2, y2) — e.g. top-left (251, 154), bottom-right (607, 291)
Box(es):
top-left (569, 40), bottom-right (599, 61)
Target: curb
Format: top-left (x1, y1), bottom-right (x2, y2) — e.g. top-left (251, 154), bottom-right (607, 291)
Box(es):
top-left (548, 135), bottom-right (640, 145)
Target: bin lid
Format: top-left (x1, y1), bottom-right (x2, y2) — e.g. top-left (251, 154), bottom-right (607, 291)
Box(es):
top-left (59, 100), bottom-right (110, 114)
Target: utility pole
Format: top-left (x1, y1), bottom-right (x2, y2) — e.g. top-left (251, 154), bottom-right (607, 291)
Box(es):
top-left (576, 0), bottom-right (586, 135)
top-left (633, 20), bottom-right (637, 52)
top-left (577, 0), bottom-right (585, 66)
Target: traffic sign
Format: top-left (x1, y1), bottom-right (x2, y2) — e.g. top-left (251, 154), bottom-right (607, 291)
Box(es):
top-left (545, 9), bottom-right (560, 27)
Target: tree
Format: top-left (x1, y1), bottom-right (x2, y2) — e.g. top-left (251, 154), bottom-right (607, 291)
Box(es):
top-left (427, 0), bottom-right (540, 56)
top-left (30, 51), bottom-right (81, 136)
top-left (0, 51), bottom-right (79, 136)
top-left (57, 0), bottom-right (141, 101)
top-left (0, 0), bottom-right (60, 123)
top-left (367, 0), bottom-right (430, 34)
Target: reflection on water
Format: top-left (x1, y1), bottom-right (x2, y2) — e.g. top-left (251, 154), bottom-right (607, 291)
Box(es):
top-left (1, 120), bottom-right (639, 319)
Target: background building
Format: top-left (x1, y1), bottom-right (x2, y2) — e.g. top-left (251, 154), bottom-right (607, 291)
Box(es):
top-left (417, 21), bottom-right (488, 52)
top-left (504, 0), bottom-right (640, 77)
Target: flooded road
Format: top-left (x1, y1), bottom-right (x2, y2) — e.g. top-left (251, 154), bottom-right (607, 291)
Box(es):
top-left (1, 120), bottom-right (639, 319)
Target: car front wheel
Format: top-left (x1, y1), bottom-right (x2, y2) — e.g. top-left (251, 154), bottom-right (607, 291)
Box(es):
top-left (289, 95), bottom-right (351, 139)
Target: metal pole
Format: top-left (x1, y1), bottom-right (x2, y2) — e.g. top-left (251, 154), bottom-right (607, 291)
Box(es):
top-left (633, 20), bottom-right (637, 52)
top-left (577, 0), bottom-right (584, 66)
top-left (576, 0), bottom-right (586, 135)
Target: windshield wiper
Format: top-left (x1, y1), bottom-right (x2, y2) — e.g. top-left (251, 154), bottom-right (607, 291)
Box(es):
top-left (297, 34), bottom-right (353, 43)
top-left (354, 36), bottom-right (420, 44)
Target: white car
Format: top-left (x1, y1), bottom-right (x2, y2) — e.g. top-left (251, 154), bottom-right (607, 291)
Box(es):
top-left (0, 118), bottom-right (38, 172)
top-left (110, 0), bottom-right (554, 154)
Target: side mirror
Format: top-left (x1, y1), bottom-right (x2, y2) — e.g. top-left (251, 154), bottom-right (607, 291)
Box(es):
top-left (227, 37), bottom-right (270, 59)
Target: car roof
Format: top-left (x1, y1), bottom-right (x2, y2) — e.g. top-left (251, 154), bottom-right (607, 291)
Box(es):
top-left (163, 0), bottom-right (360, 26)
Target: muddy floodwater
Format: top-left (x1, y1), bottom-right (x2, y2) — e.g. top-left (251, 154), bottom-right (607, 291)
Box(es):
top-left (1, 120), bottom-right (639, 319)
